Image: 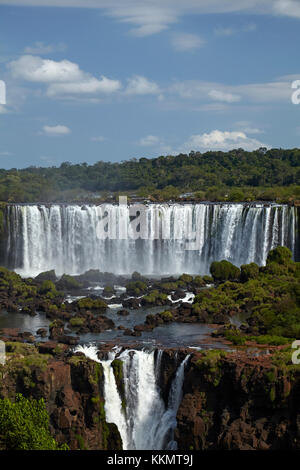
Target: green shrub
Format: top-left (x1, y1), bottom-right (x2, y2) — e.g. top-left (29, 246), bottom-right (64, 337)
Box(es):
top-left (0, 394), bottom-right (68, 450)
top-left (160, 310), bottom-right (174, 321)
top-left (142, 290), bottom-right (168, 304)
top-left (131, 271), bottom-right (142, 280)
top-left (69, 317), bottom-right (85, 327)
top-left (57, 274), bottom-right (82, 290)
top-left (240, 262), bottom-right (259, 282)
top-left (179, 274), bottom-right (193, 284)
top-left (266, 246), bottom-right (293, 266)
top-left (224, 331), bottom-right (246, 345)
top-left (210, 260), bottom-right (240, 282)
top-left (249, 335), bottom-right (291, 346)
top-left (228, 189), bottom-right (245, 202)
top-left (202, 275), bottom-right (214, 284)
top-left (38, 280), bottom-right (57, 295)
top-left (77, 297), bottom-right (108, 310)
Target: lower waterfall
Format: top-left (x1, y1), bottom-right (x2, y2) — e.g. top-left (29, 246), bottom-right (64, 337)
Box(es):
top-left (75, 345), bottom-right (189, 450)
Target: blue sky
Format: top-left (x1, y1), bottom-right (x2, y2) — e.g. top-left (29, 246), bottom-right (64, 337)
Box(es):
top-left (0, 0), bottom-right (299, 169)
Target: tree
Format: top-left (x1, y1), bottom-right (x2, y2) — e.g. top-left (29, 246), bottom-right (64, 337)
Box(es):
top-left (0, 394), bottom-right (69, 450)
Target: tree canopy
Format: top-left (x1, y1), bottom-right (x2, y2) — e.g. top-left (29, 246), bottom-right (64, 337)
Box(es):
top-left (0, 147), bottom-right (299, 202)
top-left (0, 394), bottom-right (68, 450)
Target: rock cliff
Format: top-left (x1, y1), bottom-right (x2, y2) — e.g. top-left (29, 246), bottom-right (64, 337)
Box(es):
top-left (0, 342), bottom-right (122, 450)
top-left (175, 350), bottom-right (300, 450)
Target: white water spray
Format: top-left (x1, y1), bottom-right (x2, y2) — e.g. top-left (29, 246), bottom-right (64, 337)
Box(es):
top-left (5, 203), bottom-right (297, 276)
top-left (74, 344), bottom-right (189, 450)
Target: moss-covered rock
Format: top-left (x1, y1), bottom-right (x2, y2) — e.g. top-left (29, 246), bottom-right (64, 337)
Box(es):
top-left (160, 310), bottom-right (174, 322)
top-left (69, 317), bottom-right (86, 328)
top-left (210, 260), bottom-right (241, 282)
top-left (240, 262), bottom-right (259, 282)
top-left (111, 359), bottom-right (125, 405)
top-left (141, 290), bottom-right (169, 306)
top-left (77, 297), bottom-right (108, 311)
top-left (35, 270), bottom-right (57, 283)
top-left (56, 274), bottom-right (83, 291)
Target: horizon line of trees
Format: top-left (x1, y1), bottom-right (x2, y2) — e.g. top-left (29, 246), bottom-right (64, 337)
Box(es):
top-left (0, 147), bottom-right (299, 202)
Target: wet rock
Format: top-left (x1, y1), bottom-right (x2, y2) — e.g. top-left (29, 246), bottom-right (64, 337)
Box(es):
top-left (122, 298), bottom-right (140, 309)
top-left (57, 335), bottom-right (80, 346)
top-left (56, 274), bottom-right (83, 291)
top-left (117, 309), bottom-right (129, 316)
top-left (123, 328), bottom-right (141, 337)
top-left (102, 286), bottom-right (116, 297)
top-left (0, 327), bottom-right (20, 338)
top-left (134, 323), bottom-right (154, 332)
top-left (145, 313), bottom-right (164, 327)
top-left (18, 331), bottom-right (35, 343)
top-left (6, 302), bottom-right (19, 313)
top-left (171, 289), bottom-right (186, 301)
top-left (38, 341), bottom-right (69, 355)
top-left (35, 270), bottom-right (57, 282)
top-left (49, 319), bottom-right (65, 340)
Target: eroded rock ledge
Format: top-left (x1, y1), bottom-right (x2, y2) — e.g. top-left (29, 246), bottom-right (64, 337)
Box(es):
top-left (0, 342), bottom-right (122, 450)
top-left (0, 343), bottom-right (300, 450)
top-left (176, 350), bottom-right (300, 450)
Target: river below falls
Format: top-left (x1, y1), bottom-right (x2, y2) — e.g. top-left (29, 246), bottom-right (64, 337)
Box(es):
top-left (0, 306), bottom-right (228, 349)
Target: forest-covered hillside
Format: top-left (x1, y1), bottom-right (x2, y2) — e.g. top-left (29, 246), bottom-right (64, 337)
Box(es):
top-left (0, 147), bottom-right (300, 203)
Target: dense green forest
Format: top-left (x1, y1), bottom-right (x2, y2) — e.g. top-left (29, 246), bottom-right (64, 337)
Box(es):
top-left (0, 147), bottom-right (300, 203)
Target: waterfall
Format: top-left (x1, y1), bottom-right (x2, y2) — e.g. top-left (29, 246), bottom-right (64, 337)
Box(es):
top-left (74, 345), bottom-right (189, 450)
top-left (4, 203), bottom-right (297, 276)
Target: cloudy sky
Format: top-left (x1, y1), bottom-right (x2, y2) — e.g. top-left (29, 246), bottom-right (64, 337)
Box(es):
top-left (0, 0), bottom-right (299, 168)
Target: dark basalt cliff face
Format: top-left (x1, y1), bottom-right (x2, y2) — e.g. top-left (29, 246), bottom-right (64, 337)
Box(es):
top-left (1, 343), bottom-right (300, 450)
top-left (175, 351), bottom-right (300, 450)
top-left (0, 344), bottom-right (122, 450)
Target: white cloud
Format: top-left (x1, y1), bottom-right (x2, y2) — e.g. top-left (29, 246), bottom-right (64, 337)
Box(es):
top-left (214, 27), bottom-right (235, 36)
top-left (42, 125), bottom-right (71, 136)
top-left (274, 0), bottom-right (300, 18)
top-left (214, 23), bottom-right (257, 36)
top-left (197, 103), bottom-right (230, 112)
top-left (170, 78), bottom-right (293, 103)
top-left (9, 55), bottom-right (84, 83)
top-left (8, 55), bottom-right (121, 97)
top-left (47, 76), bottom-right (121, 96)
top-left (9, 53), bottom-right (296, 106)
top-left (91, 135), bottom-right (106, 142)
top-left (138, 135), bottom-right (160, 146)
top-left (170, 33), bottom-right (205, 51)
top-left (208, 89), bottom-right (241, 103)
top-left (136, 134), bottom-right (172, 154)
top-left (24, 42), bottom-right (67, 55)
top-left (181, 129), bottom-right (269, 152)
top-left (1, 1), bottom-right (300, 38)
top-left (125, 75), bottom-right (160, 95)
top-left (235, 121), bottom-right (265, 134)
top-left (106, 5), bottom-right (178, 36)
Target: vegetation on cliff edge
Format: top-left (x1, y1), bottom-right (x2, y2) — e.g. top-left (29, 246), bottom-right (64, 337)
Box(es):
top-left (0, 394), bottom-right (69, 450)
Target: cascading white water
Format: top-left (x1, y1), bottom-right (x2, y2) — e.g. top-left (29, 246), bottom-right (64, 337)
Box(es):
top-left (5, 203), bottom-right (297, 276)
top-left (74, 344), bottom-right (189, 450)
